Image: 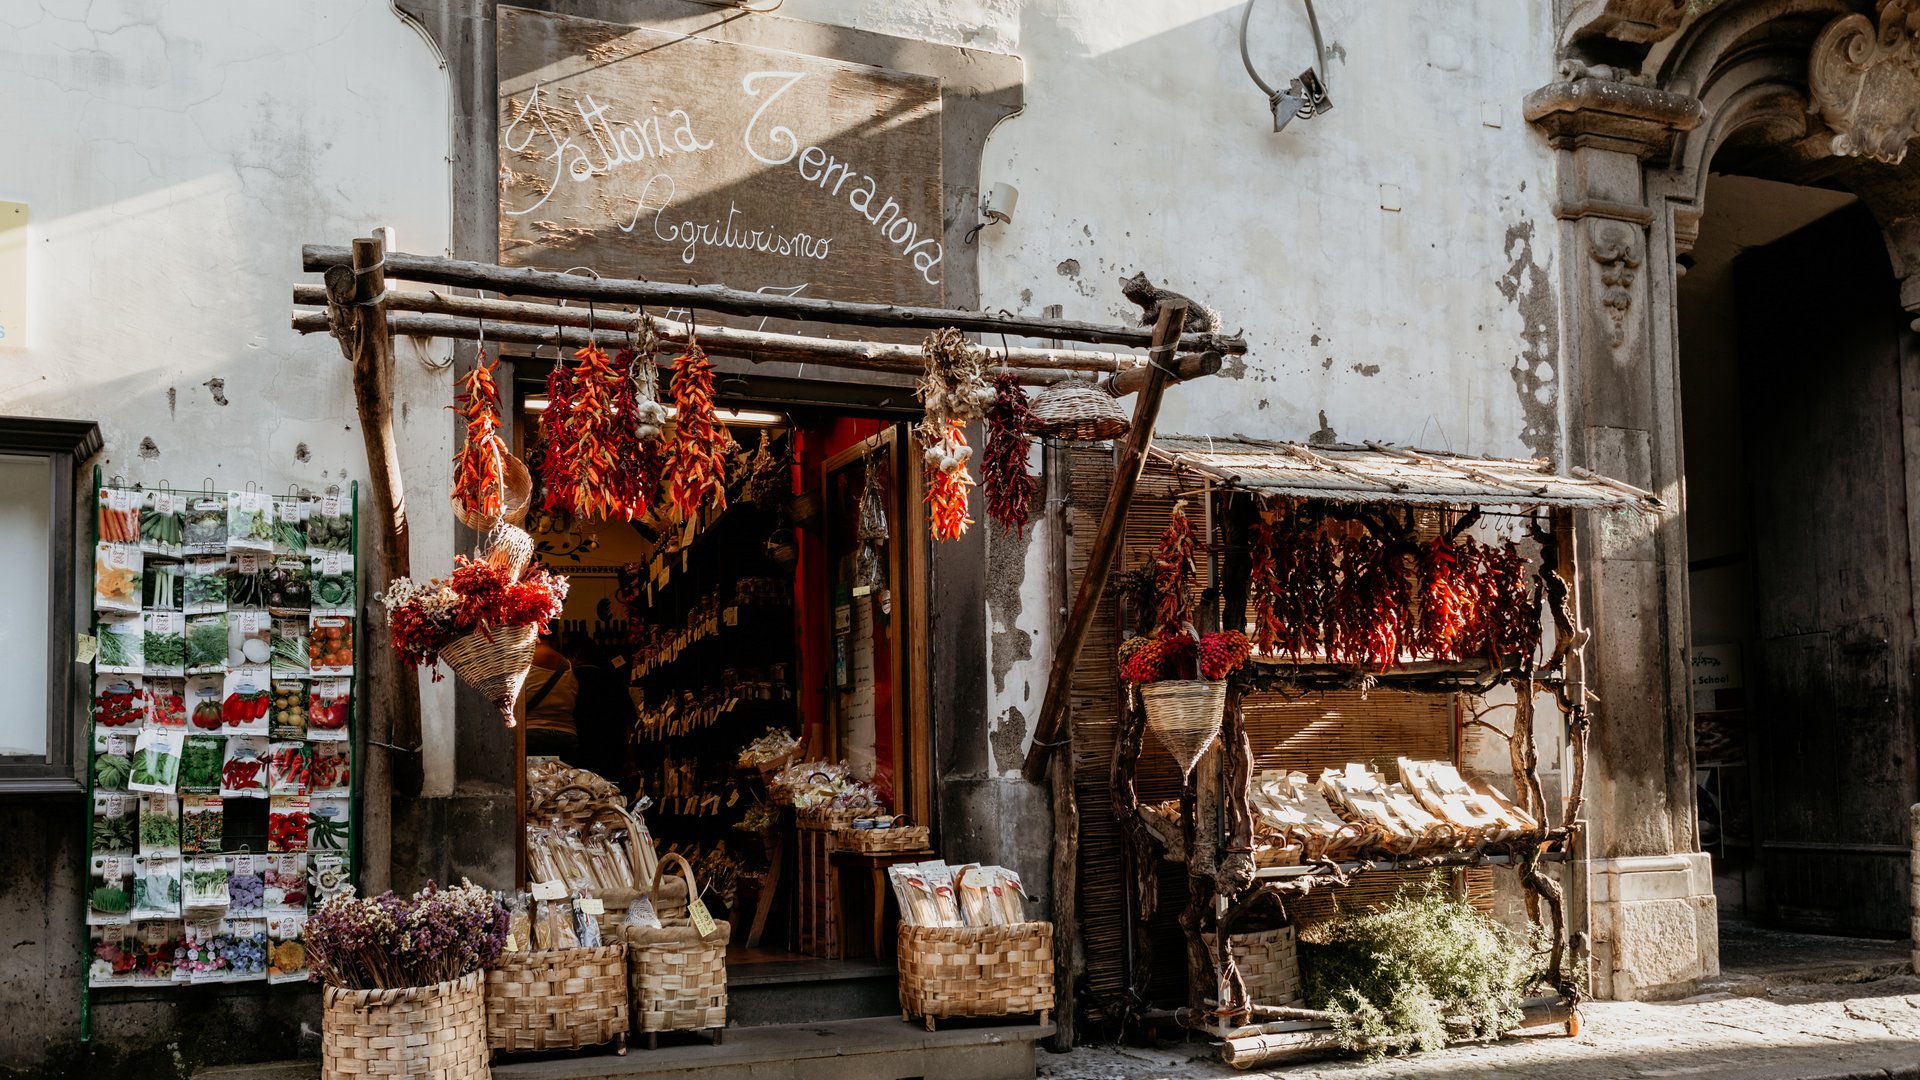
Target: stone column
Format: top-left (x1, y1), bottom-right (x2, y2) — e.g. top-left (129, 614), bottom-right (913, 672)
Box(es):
top-left (1911, 804), bottom-right (1920, 975)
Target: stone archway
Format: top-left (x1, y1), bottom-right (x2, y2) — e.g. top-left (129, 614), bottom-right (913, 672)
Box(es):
top-left (1525, 0), bottom-right (1920, 998)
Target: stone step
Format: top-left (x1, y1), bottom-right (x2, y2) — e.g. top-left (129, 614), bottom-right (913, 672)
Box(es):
top-left (727, 957), bottom-right (898, 1026)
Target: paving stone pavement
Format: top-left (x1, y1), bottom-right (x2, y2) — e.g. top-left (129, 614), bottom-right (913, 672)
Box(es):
top-left (1039, 975), bottom-right (1920, 1080)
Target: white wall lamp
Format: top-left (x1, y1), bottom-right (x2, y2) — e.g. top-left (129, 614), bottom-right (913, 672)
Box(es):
top-left (1240, 0), bottom-right (1333, 134)
top-left (964, 182), bottom-right (1020, 244)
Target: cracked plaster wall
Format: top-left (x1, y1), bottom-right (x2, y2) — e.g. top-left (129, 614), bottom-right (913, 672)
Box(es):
top-left (0, 1), bottom-right (451, 1066)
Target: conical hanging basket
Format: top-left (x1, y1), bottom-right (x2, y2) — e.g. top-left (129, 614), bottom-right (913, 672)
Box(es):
top-left (439, 622), bottom-right (539, 725)
top-left (450, 453), bottom-right (532, 531)
top-left (1027, 381), bottom-right (1130, 441)
top-left (1140, 679), bottom-right (1227, 776)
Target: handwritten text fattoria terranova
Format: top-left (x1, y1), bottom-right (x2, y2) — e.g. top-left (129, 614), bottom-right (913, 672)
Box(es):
top-left (503, 70), bottom-right (943, 287)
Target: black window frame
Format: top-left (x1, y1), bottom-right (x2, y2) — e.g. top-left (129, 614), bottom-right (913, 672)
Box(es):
top-left (0, 416), bottom-right (101, 796)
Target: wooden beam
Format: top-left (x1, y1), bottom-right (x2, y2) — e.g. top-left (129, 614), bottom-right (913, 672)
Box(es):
top-left (1022, 301), bottom-right (1190, 783)
top-left (301, 245), bottom-right (1247, 355)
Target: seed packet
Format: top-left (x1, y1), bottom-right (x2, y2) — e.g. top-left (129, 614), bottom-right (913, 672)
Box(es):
top-left (93, 674), bottom-right (143, 729)
top-left (308, 493), bottom-right (352, 553)
top-left (228, 609), bottom-right (272, 668)
top-left (310, 551), bottom-right (354, 612)
top-left (185, 673), bottom-right (225, 732)
top-left (221, 667), bottom-right (272, 736)
top-left (95, 542), bottom-right (143, 614)
top-left (309, 797), bottom-right (350, 853)
top-left (224, 917), bottom-right (269, 983)
top-left (129, 730), bottom-right (185, 795)
top-left (269, 795), bottom-right (311, 853)
top-left (89, 925), bottom-right (136, 986)
top-left (98, 486), bottom-right (141, 546)
top-left (182, 795), bottom-right (224, 855)
top-left (308, 614), bottom-right (353, 676)
top-left (93, 730), bottom-right (136, 791)
top-left (227, 854), bottom-right (265, 916)
top-left (227, 490), bottom-right (274, 555)
top-left (142, 561), bottom-right (182, 611)
top-left (267, 913), bottom-right (308, 984)
top-left (184, 614), bottom-right (227, 674)
top-left (141, 490), bottom-right (186, 559)
top-left (264, 853), bottom-right (310, 914)
top-left (144, 677), bottom-right (187, 729)
top-left (309, 742), bottom-right (351, 797)
top-left (182, 556), bottom-right (229, 614)
top-left (267, 742), bottom-right (310, 796)
top-left (136, 792), bottom-right (180, 856)
top-left (269, 679), bottom-right (308, 738)
top-left (88, 854), bottom-right (134, 926)
top-left (272, 498), bottom-right (309, 557)
top-left (266, 559), bottom-right (311, 616)
top-left (270, 618), bottom-right (309, 677)
top-left (221, 736), bottom-right (269, 799)
top-left (310, 854), bottom-right (351, 906)
top-left (92, 792), bottom-right (136, 855)
top-left (184, 493), bottom-right (227, 556)
top-left (179, 734), bottom-right (224, 793)
top-left (181, 917), bottom-right (228, 983)
top-left (307, 679), bottom-right (351, 740)
top-left (142, 612), bottom-right (185, 677)
top-left (226, 554), bottom-right (269, 610)
top-left (131, 920), bottom-right (183, 985)
top-left (95, 613), bottom-right (143, 674)
top-left (132, 854), bottom-right (182, 919)
top-left (183, 853), bottom-right (231, 914)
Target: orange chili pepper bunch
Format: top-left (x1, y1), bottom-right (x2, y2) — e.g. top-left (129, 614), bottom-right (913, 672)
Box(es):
top-left (451, 351), bottom-right (508, 520)
top-left (922, 419), bottom-right (974, 541)
top-left (1152, 502), bottom-right (1198, 635)
top-left (667, 343), bottom-right (731, 518)
top-left (1413, 534), bottom-right (1476, 661)
top-left (540, 343), bottom-right (625, 519)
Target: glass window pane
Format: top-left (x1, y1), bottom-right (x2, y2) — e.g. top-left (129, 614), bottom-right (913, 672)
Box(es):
top-left (0, 454), bottom-right (51, 756)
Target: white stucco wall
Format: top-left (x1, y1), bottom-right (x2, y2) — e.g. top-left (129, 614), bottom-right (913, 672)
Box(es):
top-left (0, 0), bottom-right (460, 792)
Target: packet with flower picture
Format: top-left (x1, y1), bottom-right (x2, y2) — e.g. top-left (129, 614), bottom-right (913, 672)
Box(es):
top-left (269, 795), bottom-right (310, 853)
top-left (183, 854), bottom-right (230, 914)
top-left (307, 493), bottom-right (353, 554)
top-left (129, 729), bottom-right (185, 795)
top-left (97, 486), bottom-right (141, 547)
top-left (131, 920), bottom-right (183, 986)
top-left (137, 793), bottom-right (180, 856)
top-left (221, 736), bottom-right (269, 799)
top-left (95, 541), bottom-right (142, 614)
top-left (263, 853), bottom-right (309, 915)
top-left (270, 617), bottom-right (309, 677)
top-left (308, 614), bottom-right (353, 676)
top-left (272, 497), bottom-right (309, 557)
top-left (93, 729), bottom-right (136, 791)
top-left (96, 613), bottom-right (144, 674)
top-left (306, 679), bottom-right (350, 740)
top-left (181, 794), bottom-right (223, 855)
top-left (89, 925), bottom-right (136, 987)
top-left (141, 490), bottom-right (186, 559)
top-left (143, 677), bottom-right (187, 729)
top-left (93, 791), bottom-right (136, 855)
top-left (182, 556), bottom-right (229, 615)
top-left (94, 674), bottom-right (142, 730)
top-left (132, 854), bottom-right (182, 920)
top-left (268, 913), bottom-right (308, 984)
top-left (309, 797), bottom-right (350, 853)
top-left (225, 917), bottom-right (270, 983)
top-left (227, 490), bottom-right (275, 555)
top-left (184, 493), bottom-right (227, 556)
top-left (269, 678), bottom-right (308, 738)
top-left (88, 854), bottom-right (133, 926)
top-left (310, 551), bottom-right (354, 612)
top-left (309, 742), bottom-right (350, 797)
top-left (143, 612), bottom-right (185, 678)
top-left (222, 667), bottom-right (272, 736)
top-left (309, 854), bottom-right (351, 906)
top-left (227, 854), bottom-right (265, 916)
top-left (228, 608), bottom-right (272, 668)
top-left (185, 673), bottom-right (224, 732)
top-left (267, 742), bottom-right (309, 796)
top-left (184, 614), bottom-right (227, 675)
top-left (180, 917), bottom-right (228, 983)
top-left (143, 561), bottom-right (181, 612)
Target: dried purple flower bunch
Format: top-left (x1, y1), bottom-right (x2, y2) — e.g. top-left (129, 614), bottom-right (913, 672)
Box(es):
top-left (305, 879), bottom-right (507, 990)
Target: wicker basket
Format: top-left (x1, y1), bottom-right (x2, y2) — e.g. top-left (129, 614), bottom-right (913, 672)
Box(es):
top-left (485, 943), bottom-right (628, 1054)
top-left (322, 971), bottom-right (488, 1079)
top-left (798, 807), bottom-right (883, 831)
top-left (897, 921), bottom-right (1055, 1031)
top-left (1203, 925), bottom-right (1302, 1008)
top-left (451, 452), bottom-right (532, 531)
top-left (1027, 381), bottom-right (1129, 442)
top-left (627, 853), bottom-right (728, 1040)
top-left (440, 622), bottom-right (539, 725)
top-left (835, 824), bottom-right (931, 855)
top-left (1140, 678), bottom-right (1227, 775)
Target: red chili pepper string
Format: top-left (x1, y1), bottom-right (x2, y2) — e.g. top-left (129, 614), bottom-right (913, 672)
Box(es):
top-left (923, 419), bottom-right (974, 541)
top-left (539, 359), bottom-right (582, 513)
top-left (1413, 535), bottom-right (1475, 661)
top-left (451, 351), bottom-right (508, 519)
top-left (667, 344), bottom-right (731, 518)
top-left (1153, 504), bottom-right (1198, 637)
top-left (602, 348), bottom-right (660, 521)
top-left (982, 374), bottom-right (1037, 534)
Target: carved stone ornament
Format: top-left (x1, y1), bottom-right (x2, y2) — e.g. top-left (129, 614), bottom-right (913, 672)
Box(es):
top-left (1588, 219), bottom-right (1642, 354)
top-left (1810, 0), bottom-right (1920, 165)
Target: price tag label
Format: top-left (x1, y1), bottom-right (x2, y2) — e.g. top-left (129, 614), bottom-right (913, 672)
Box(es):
top-left (576, 897), bottom-right (605, 916)
top-left (687, 897), bottom-right (717, 939)
top-left (77, 634), bottom-right (98, 663)
top-left (531, 879), bottom-right (567, 901)
top-left (628, 896), bottom-right (662, 929)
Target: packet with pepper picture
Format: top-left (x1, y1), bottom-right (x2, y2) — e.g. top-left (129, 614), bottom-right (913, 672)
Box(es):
top-left (220, 736), bottom-right (269, 800)
top-left (308, 742), bottom-right (350, 798)
top-left (268, 795), bottom-right (310, 853)
top-left (221, 667), bottom-right (272, 736)
top-left (267, 742), bottom-right (309, 797)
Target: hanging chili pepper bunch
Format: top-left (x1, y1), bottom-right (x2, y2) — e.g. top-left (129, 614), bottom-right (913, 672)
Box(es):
top-left (923, 420), bottom-right (975, 541)
top-left (1250, 504), bottom-right (1330, 660)
top-left (1412, 534), bottom-right (1475, 660)
top-left (450, 350), bottom-right (509, 521)
top-left (982, 373), bottom-right (1038, 534)
top-left (1153, 501), bottom-right (1198, 635)
top-left (1460, 539), bottom-right (1538, 662)
top-left (604, 347), bottom-right (663, 520)
top-left (1115, 505), bottom-right (1251, 683)
top-left (1325, 532), bottom-right (1410, 669)
top-left (917, 329), bottom-right (991, 542)
top-left (539, 342), bottom-right (625, 519)
top-left (667, 342), bottom-right (732, 518)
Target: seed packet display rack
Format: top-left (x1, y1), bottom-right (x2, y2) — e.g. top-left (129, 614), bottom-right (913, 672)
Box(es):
top-left (79, 473), bottom-right (360, 1039)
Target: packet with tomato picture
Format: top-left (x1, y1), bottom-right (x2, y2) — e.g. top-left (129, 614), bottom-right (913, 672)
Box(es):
top-left (306, 679), bottom-right (350, 741)
top-left (267, 742), bottom-right (310, 797)
top-left (221, 668), bottom-right (272, 736)
top-left (269, 795), bottom-right (311, 853)
top-left (185, 674), bottom-right (224, 732)
top-left (220, 736), bottom-right (269, 800)
top-left (307, 614), bottom-right (353, 676)
top-left (94, 674), bottom-right (143, 729)
top-left (142, 677), bottom-right (186, 729)
top-left (309, 742), bottom-right (350, 798)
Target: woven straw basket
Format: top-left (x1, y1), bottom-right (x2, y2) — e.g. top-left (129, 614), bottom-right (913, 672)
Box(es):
top-left (322, 970), bottom-right (488, 1079)
top-left (1140, 679), bottom-right (1227, 775)
top-left (485, 943), bottom-right (628, 1054)
top-left (797, 807), bottom-right (883, 831)
top-left (440, 622), bottom-right (539, 725)
top-left (1203, 925), bottom-right (1302, 1008)
top-left (835, 824), bottom-right (931, 856)
top-left (897, 921), bottom-right (1055, 1031)
top-left (1027, 381), bottom-right (1129, 441)
top-left (450, 452), bottom-right (532, 531)
top-left (627, 853), bottom-right (728, 1040)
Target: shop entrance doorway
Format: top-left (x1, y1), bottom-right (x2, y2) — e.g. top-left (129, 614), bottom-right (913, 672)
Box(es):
top-left (1677, 173), bottom-right (1917, 935)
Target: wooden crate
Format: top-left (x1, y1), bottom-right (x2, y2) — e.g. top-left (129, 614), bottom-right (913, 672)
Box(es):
top-left (797, 824), bottom-right (840, 958)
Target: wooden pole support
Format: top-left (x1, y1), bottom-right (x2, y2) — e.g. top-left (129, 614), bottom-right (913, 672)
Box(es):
top-left (1021, 300), bottom-right (1191, 783)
